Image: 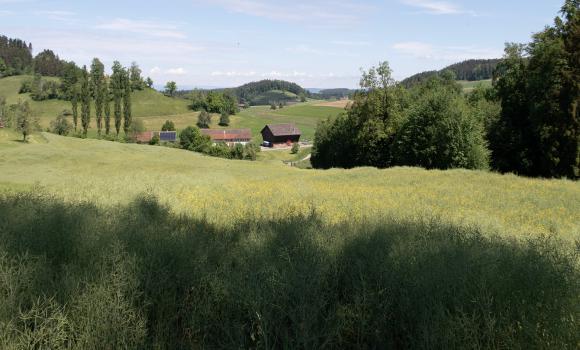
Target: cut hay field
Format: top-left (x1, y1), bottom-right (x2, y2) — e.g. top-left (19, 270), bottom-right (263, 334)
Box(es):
top-left (0, 130), bottom-right (578, 348)
top-left (459, 79), bottom-right (492, 92)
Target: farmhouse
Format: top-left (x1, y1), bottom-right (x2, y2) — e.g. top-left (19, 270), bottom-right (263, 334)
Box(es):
top-left (261, 123), bottom-right (301, 147)
top-left (201, 129), bottom-right (252, 146)
top-left (135, 131), bottom-right (154, 143)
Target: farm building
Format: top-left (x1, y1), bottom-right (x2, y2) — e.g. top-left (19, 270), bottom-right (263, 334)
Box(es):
top-left (261, 124), bottom-right (301, 147)
top-left (135, 131), bottom-right (154, 143)
top-left (201, 129), bottom-right (252, 146)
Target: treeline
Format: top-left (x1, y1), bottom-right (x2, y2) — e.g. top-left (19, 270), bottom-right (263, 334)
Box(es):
top-left (311, 88), bottom-right (355, 100)
top-left (0, 36), bottom-right (33, 76)
top-left (401, 59), bottom-right (501, 88)
top-left (190, 90), bottom-right (238, 115)
top-left (312, 1), bottom-right (578, 179)
top-left (234, 79), bottom-right (306, 104)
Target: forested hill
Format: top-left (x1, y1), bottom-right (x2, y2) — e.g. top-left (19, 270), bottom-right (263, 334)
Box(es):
top-left (401, 59), bottom-right (501, 87)
top-left (232, 79), bottom-right (306, 103)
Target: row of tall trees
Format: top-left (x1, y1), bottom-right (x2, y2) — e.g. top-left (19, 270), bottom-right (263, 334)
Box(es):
top-left (69, 59), bottom-right (137, 137)
top-left (312, 1), bottom-right (579, 179)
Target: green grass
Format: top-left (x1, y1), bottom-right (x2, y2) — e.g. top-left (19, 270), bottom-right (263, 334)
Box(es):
top-left (0, 75), bottom-right (190, 128)
top-left (459, 79), bottom-right (492, 92)
top-left (0, 132), bottom-right (578, 348)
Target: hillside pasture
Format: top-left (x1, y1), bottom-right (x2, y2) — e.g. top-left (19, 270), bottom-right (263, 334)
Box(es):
top-left (0, 133), bottom-right (578, 348)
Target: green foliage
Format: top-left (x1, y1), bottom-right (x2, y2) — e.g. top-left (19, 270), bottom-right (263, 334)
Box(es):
top-left (90, 58), bottom-right (105, 135)
top-left (0, 192), bottom-right (577, 348)
top-left (33, 49), bottom-right (65, 77)
top-left (14, 100), bottom-right (35, 141)
top-left (0, 35), bottom-right (33, 76)
top-left (196, 110), bottom-right (211, 129)
top-left (491, 3), bottom-right (579, 178)
top-left (122, 69), bottom-right (132, 135)
top-left (79, 66), bottom-right (91, 136)
top-left (128, 119), bottom-right (145, 142)
top-left (0, 57), bottom-right (7, 77)
top-left (270, 102), bottom-right (277, 110)
top-left (190, 90), bottom-right (238, 115)
top-left (291, 142), bottom-right (300, 154)
top-left (233, 79), bottom-right (306, 105)
top-left (129, 62), bottom-right (144, 91)
top-left (402, 59), bottom-right (501, 88)
top-left (145, 77), bottom-right (153, 89)
top-left (161, 120), bottom-right (175, 131)
top-left (50, 111), bottom-right (72, 136)
top-left (164, 81), bottom-right (177, 97)
top-left (219, 112), bottom-right (230, 126)
top-left (392, 88), bottom-right (490, 170)
top-left (179, 126), bottom-right (211, 152)
top-left (111, 61), bottom-right (124, 136)
top-left (149, 134), bottom-right (160, 145)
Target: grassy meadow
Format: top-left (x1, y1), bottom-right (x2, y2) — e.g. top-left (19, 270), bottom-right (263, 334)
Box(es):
top-left (0, 131), bottom-right (578, 348)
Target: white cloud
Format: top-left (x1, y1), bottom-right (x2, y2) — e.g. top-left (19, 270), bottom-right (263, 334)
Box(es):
top-left (401, 0), bottom-right (476, 16)
top-left (331, 40), bottom-right (371, 47)
top-left (199, 0), bottom-right (370, 25)
top-left (149, 67), bottom-right (161, 74)
top-left (392, 41), bottom-right (501, 61)
top-left (95, 18), bottom-right (187, 39)
top-left (34, 10), bottom-right (77, 22)
top-left (165, 67), bottom-right (187, 75)
top-left (211, 71), bottom-right (257, 77)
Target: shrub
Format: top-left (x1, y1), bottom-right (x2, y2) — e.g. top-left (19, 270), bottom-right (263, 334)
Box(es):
top-left (179, 126), bottom-right (211, 152)
top-left (50, 112), bottom-right (72, 136)
top-left (291, 142), bottom-right (300, 154)
top-left (161, 120), bottom-right (175, 131)
top-left (149, 134), bottom-right (160, 145)
top-left (196, 110), bottom-right (211, 129)
top-left (218, 112), bottom-right (230, 127)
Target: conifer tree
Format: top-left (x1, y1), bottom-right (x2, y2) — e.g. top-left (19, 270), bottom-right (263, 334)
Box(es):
top-left (90, 58), bottom-right (105, 135)
top-left (80, 66), bottom-right (91, 136)
top-left (111, 61), bottom-right (124, 136)
top-left (122, 69), bottom-right (132, 135)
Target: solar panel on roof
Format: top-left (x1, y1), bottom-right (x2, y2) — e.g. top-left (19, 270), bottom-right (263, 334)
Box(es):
top-left (159, 131), bottom-right (177, 142)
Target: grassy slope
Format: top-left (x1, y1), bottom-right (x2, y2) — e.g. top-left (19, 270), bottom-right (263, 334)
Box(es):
top-left (459, 79), bottom-right (492, 92)
top-left (0, 75), bottom-right (190, 127)
top-left (0, 130), bottom-right (578, 240)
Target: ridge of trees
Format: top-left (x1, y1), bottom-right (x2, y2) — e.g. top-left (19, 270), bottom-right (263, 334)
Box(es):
top-left (401, 59), bottom-right (501, 88)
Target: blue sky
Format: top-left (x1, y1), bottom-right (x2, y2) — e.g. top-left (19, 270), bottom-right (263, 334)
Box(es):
top-left (0, 0), bottom-right (564, 88)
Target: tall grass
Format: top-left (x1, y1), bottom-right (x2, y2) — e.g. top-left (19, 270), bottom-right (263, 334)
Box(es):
top-left (0, 191), bottom-right (577, 349)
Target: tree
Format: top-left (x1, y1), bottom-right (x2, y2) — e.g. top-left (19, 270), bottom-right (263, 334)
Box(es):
top-left (392, 87), bottom-right (489, 170)
top-left (111, 61), bottom-right (124, 136)
top-left (219, 112), bottom-right (230, 126)
top-left (145, 77), bottom-right (153, 88)
top-left (270, 102), bottom-right (277, 110)
top-left (15, 100), bottom-right (34, 141)
top-left (179, 126), bottom-right (211, 152)
top-left (91, 58), bottom-right (105, 135)
top-left (291, 142), bottom-right (300, 154)
top-left (161, 120), bottom-right (176, 131)
top-left (129, 62), bottom-right (144, 90)
top-left (104, 80), bottom-right (111, 135)
top-left (33, 49), bottom-right (64, 76)
top-left (50, 111), bottom-right (72, 136)
top-left (197, 110), bottom-right (211, 128)
top-left (0, 57), bottom-right (7, 77)
top-left (164, 81), bottom-right (177, 97)
top-left (80, 65), bottom-right (91, 136)
top-left (71, 83), bottom-right (80, 131)
top-left (122, 69), bottom-right (132, 135)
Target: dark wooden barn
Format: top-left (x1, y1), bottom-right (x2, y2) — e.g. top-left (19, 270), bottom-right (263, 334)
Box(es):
top-left (260, 124), bottom-right (301, 147)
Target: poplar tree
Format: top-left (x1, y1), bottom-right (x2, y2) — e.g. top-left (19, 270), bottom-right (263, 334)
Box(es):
top-left (71, 83), bottom-right (79, 131)
top-left (80, 65), bottom-right (91, 136)
top-left (90, 58), bottom-right (105, 135)
top-left (104, 79), bottom-right (111, 135)
top-left (122, 69), bottom-right (132, 135)
top-left (111, 61), bottom-right (124, 136)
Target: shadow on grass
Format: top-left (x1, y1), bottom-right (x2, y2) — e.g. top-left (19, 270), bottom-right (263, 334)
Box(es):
top-left (0, 191), bottom-right (577, 349)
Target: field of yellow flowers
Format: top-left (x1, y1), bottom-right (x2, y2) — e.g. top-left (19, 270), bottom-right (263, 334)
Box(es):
top-left (0, 131), bottom-right (578, 240)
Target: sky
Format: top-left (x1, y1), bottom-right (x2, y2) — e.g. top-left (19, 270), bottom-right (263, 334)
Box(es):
top-left (0, 0), bottom-right (565, 89)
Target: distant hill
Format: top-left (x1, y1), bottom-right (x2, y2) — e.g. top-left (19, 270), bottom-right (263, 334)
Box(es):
top-left (401, 59), bottom-right (501, 88)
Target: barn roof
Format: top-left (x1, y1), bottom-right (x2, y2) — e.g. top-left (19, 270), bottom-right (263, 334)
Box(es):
top-left (135, 131), bottom-right (154, 143)
top-left (261, 124), bottom-right (301, 137)
top-left (201, 129), bottom-right (252, 141)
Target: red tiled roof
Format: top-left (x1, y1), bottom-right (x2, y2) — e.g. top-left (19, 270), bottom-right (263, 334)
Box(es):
top-left (135, 131), bottom-right (154, 143)
top-left (262, 124), bottom-right (301, 136)
top-left (201, 129), bottom-right (252, 141)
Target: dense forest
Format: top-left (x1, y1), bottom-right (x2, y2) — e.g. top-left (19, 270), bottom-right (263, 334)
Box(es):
top-left (311, 88), bottom-right (356, 100)
top-left (401, 59), bottom-right (501, 87)
top-left (0, 36), bottom-right (33, 76)
top-left (233, 79), bottom-right (306, 103)
top-left (313, 1), bottom-right (579, 179)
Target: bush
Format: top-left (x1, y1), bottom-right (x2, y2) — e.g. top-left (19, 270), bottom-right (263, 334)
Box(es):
top-left (149, 134), bottom-right (160, 145)
top-left (218, 112), bottom-right (230, 127)
top-left (161, 120), bottom-right (175, 131)
top-left (291, 142), bottom-right (300, 154)
top-left (196, 110), bottom-right (211, 129)
top-left (392, 88), bottom-right (490, 170)
top-left (179, 126), bottom-right (211, 152)
top-left (50, 112), bottom-right (72, 136)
